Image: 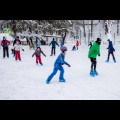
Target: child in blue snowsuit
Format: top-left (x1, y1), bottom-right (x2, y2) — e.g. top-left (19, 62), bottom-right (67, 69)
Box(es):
top-left (106, 39), bottom-right (116, 63)
top-left (46, 46), bottom-right (71, 84)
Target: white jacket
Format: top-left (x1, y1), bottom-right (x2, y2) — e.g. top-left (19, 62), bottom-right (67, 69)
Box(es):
top-left (14, 44), bottom-right (22, 51)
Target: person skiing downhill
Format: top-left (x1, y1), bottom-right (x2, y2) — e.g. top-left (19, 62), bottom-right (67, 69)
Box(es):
top-left (1, 36), bottom-right (10, 58)
top-left (49, 38), bottom-right (59, 56)
top-left (46, 46), bottom-right (71, 84)
top-left (32, 47), bottom-right (46, 65)
top-left (105, 39), bottom-right (116, 63)
top-left (88, 38), bottom-right (101, 77)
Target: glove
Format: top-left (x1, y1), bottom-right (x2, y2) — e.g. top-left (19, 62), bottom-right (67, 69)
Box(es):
top-left (67, 63), bottom-right (71, 67)
top-left (32, 55), bottom-right (34, 57)
top-left (44, 55), bottom-right (46, 57)
top-left (22, 49), bottom-right (24, 51)
top-left (98, 54), bottom-right (100, 57)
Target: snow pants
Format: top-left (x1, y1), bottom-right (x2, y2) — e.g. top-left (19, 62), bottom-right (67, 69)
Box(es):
top-left (90, 58), bottom-right (97, 70)
top-left (47, 65), bottom-right (64, 81)
top-left (36, 56), bottom-right (42, 64)
top-left (51, 47), bottom-right (56, 56)
top-left (107, 52), bottom-right (115, 60)
top-left (15, 51), bottom-right (21, 60)
top-left (3, 47), bottom-right (9, 58)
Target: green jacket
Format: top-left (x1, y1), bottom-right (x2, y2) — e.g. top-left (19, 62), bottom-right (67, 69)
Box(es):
top-left (88, 41), bottom-right (100, 58)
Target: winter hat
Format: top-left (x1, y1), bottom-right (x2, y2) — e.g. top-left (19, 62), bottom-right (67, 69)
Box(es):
top-left (96, 38), bottom-right (102, 44)
top-left (3, 36), bottom-right (6, 39)
top-left (60, 46), bottom-right (67, 52)
top-left (37, 46), bottom-right (40, 49)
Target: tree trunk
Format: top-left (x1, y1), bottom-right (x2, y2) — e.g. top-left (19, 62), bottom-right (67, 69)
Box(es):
top-left (117, 20), bottom-right (119, 35)
top-left (83, 20), bottom-right (86, 44)
top-left (91, 20), bottom-right (93, 40)
top-left (62, 31), bottom-right (67, 45)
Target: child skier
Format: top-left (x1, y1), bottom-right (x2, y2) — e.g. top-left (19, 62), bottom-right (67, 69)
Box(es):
top-left (88, 38), bottom-right (101, 77)
top-left (105, 39), bottom-right (116, 63)
top-left (14, 41), bottom-right (23, 61)
top-left (32, 47), bottom-right (46, 65)
top-left (46, 46), bottom-right (71, 84)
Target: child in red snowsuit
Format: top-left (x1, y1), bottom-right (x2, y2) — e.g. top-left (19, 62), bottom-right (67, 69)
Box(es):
top-left (14, 41), bottom-right (23, 61)
top-left (32, 47), bottom-right (46, 65)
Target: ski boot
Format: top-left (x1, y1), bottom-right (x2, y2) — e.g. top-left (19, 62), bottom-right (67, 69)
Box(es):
top-left (46, 80), bottom-right (50, 84)
top-left (94, 69), bottom-right (98, 75)
top-left (59, 79), bottom-right (66, 82)
top-left (40, 63), bottom-right (43, 66)
top-left (105, 59), bottom-right (109, 62)
top-left (114, 59), bottom-right (116, 63)
top-left (90, 69), bottom-right (95, 77)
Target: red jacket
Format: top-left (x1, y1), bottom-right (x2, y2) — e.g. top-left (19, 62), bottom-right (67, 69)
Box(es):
top-left (1, 39), bottom-right (10, 48)
top-left (76, 41), bottom-right (79, 46)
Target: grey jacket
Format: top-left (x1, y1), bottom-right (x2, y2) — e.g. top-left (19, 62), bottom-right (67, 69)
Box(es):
top-left (32, 49), bottom-right (46, 57)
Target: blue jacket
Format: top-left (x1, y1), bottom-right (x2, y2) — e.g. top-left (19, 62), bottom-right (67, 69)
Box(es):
top-left (54, 53), bottom-right (68, 68)
top-left (107, 41), bottom-right (115, 52)
top-left (49, 40), bottom-right (59, 48)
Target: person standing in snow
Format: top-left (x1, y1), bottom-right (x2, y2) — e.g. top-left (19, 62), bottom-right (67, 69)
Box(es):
top-left (105, 39), bottom-right (116, 63)
top-left (1, 36), bottom-right (10, 58)
top-left (35, 37), bottom-right (41, 48)
top-left (76, 40), bottom-right (79, 50)
top-left (88, 38), bottom-right (101, 77)
top-left (49, 38), bottom-right (59, 56)
top-left (32, 47), bottom-right (46, 65)
top-left (14, 41), bottom-right (24, 61)
top-left (13, 36), bottom-right (22, 57)
top-left (46, 46), bottom-right (71, 84)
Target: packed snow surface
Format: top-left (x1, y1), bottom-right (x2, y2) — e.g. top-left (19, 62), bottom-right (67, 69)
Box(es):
top-left (0, 41), bottom-right (120, 100)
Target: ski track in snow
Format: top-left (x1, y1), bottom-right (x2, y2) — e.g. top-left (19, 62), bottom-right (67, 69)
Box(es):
top-left (0, 42), bottom-right (120, 100)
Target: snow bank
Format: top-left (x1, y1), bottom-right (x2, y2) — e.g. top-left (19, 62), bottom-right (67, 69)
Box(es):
top-left (0, 33), bottom-right (14, 41)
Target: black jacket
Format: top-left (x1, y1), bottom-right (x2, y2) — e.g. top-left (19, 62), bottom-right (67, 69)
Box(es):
top-left (13, 39), bottom-right (21, 46)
